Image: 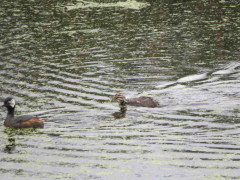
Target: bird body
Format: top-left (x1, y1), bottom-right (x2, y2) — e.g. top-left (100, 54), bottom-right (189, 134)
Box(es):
top-left (126, 96), bottom-right (159, 108)
top-left (112, 93), bottom-right (159, 108)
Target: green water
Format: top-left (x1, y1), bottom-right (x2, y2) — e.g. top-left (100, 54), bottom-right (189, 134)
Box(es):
top-left (0, 0), bottom-right (239, 179)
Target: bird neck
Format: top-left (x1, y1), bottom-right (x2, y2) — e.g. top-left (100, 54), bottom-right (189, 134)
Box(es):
top-left (119, 100), bottom-right (127, 114)
top-left (6, 107), bottom-right (15, 120)
top-left (119, 99), bottom-right (127, 106)
top-left (3, 107), bottom-right (15, 127)
top-left (120, 104), bottom-right (127, 112)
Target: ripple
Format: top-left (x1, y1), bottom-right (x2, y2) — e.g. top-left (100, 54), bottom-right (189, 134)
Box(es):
top-left (0, 0), bottom-right (240, 179)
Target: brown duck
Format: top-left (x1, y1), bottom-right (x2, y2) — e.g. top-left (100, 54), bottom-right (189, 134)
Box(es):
top-left (111, 93), bottom-right (159, 108)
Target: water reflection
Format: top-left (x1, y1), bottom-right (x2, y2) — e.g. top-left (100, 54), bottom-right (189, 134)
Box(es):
top-left (0, 0), bottom-right (240, 179)
top-left (112, 107), bottom-right (127, 119)
top-left (4, 138), bottom-right (16, 154)
top-left (2, 128), bottom-right (39, 154)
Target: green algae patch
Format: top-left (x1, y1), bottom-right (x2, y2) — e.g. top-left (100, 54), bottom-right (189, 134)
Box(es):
top-left (65, 0), bottom-right (150, 11)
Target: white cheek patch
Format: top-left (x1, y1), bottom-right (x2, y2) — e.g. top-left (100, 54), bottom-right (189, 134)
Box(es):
top-left (9, 99), bottom-right (16, 108)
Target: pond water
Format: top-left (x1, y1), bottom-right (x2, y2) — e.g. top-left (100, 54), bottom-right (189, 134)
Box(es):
top-left (0, 0), bottom-right (239, 179)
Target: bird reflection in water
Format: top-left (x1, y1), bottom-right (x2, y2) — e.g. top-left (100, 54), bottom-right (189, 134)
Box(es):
top-left (4, 137), bottom-right (16, 153)
top-left (112, 106), bottom-right (127, 119)
top-left (3, 128), bottom-right (17, 153)
top-left (3, 127), bottom-right (37, 153)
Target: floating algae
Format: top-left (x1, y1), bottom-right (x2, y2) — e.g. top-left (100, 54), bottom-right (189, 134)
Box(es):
top-left (65, 0), bottom-right (150, 11)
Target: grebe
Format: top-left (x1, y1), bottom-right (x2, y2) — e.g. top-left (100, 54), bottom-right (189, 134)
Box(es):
top-left (111, 93), bottom-right (159, 108)
top-left (2, 97), bottom-right (44, 128)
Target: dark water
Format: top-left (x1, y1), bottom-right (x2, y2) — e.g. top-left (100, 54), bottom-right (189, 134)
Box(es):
top-left (0, 0), bottom-right (239, 179)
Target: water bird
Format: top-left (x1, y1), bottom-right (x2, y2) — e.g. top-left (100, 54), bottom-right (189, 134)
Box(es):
top-left (2, 97), bottom-right (44, 128)
top-left (111, 93), bottom-right (159, 108)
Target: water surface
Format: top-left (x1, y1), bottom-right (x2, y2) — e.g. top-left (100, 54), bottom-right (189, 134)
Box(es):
top-left (0, 0), bottom-right (240, 179)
